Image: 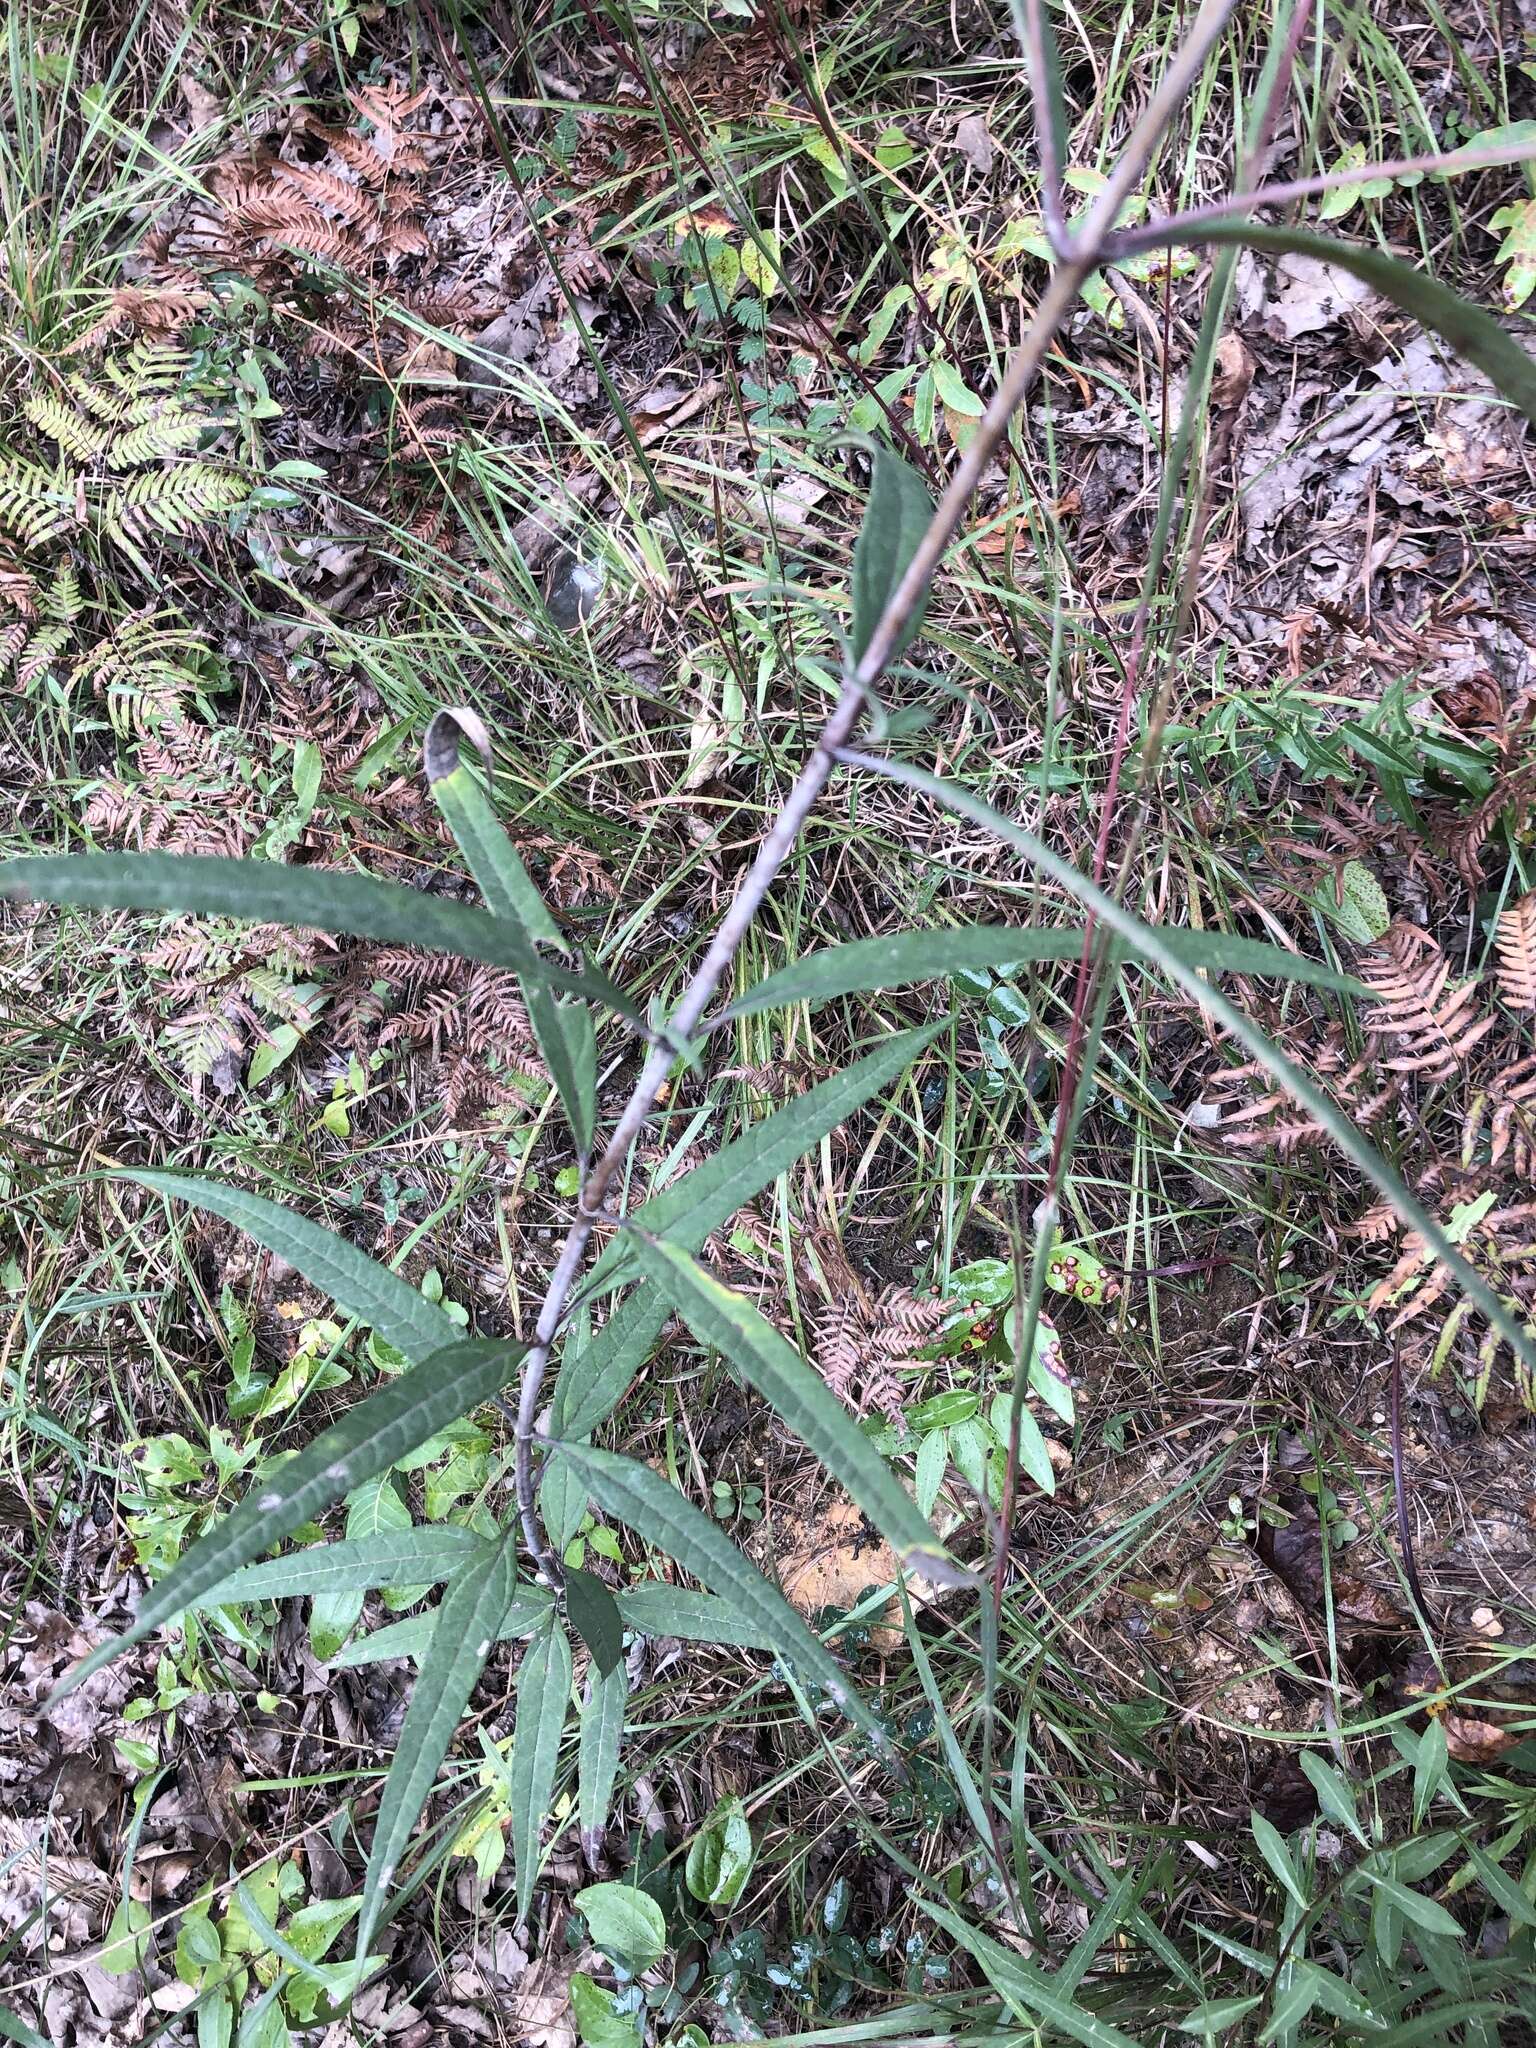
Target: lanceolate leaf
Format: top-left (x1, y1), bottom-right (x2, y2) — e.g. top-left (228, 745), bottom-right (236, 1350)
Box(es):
top-left (631, 1233), bottom-right (964, 1584)
top-left (358, 1530), bottom-right (521, 1957)
top-left (328, 1586), bottom-right (556, 1668)
top-left (123, 1171), bottom-right (454, 1365)
top-left (578, 1662), bottom-right (628, 1869)
top-left (723, 925), bottom-right (1367, 1017)
top-left (851, 446), bottom-right (934, 663)
top-left (550, 1442), bottom-right (890, 1753)
top-left (426, 714), bottom-right (598, 1154)
top-left (583, 1024), bottom-right (941, 1302)
top-left (917, 1899), bottom-right (1141, 2048)
top-left (564, 1565), bottom-right (624, 1676)
top-left (849, 753), bottom-right (1536, 1383)
top-left (509, 1614), bottom-right (574, 1922)
top-left (616, 1584), bottom-right (775, 1647)
top-left (1145, 223), bottom-right (1536, 426)
top-left (1, 854), bottom-right (640, 1023)
top-left (200, 1529), bottom-right (485, 1607)
top-left (50, 1339), bottom-right (525, 1700)
top-left (553, 1288), bottom-right (670, 1442)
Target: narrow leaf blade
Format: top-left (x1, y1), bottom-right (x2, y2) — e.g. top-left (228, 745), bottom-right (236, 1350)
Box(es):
top-left (200, 1529), bottom-right (485, 1607)
top-left (510, 1615), bottom-right (574, 1922)
top-left (564, 1564), bottom-right (624, 1676)
top-left (357, 1531), bottom-right (521, 1956)
top-left (851, 447), bottom-right (934, 662)
top-left (578, 1662), bottom-right (628, 1868)
top-left (615, 1584), bottom-right (775, 1647)
top-left (329, 1586), bottom-right (555, 1668)
top-left (53, 1339), bottom-right (524, 1698)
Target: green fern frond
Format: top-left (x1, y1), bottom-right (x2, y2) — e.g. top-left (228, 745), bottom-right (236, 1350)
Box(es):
top-left (0, 451), bottom-right (75, 548)
top-left (105, 339), bottom-right (189, 397)
top-left (106, 407), bottom-right (210, 470)
top-left (24, 389), bottom-right (111, 464)
top-left (16, 620), bottom-right (71, 682)
top-left (162, 1008), bottom-right (241, 1084)
top-left (43, 559), bottom-right (82, 622)
top-left (102, 462), bottom-right (247, 542)
top-left (69, 609), bottom-right (210, 732)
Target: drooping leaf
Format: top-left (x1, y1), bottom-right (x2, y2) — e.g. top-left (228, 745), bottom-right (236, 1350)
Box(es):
top-left (842, 752), bottom-right (1536, 1383)
top-left (581, 1024), bottom-right (941, 1306)
top-left (574, 1883), bottom-right (667, 1973)
top-left (124, 1171), bottom-right (454, 1365)
top-left (550, 1441), bottom-right (890, 1753)
top-left (615, 1583), bottom-right (775, 1647)
top-left (327, 1585), bottom-right (555, 1667)
top-left (577, 1661), bottom-right (628, 1868)
top-left (631, 1233), bottom-right (964, 1583)
top-left (357, 1530), bottom-right (520, 1956)
top-left (564, 1564), bottom-right (624, 1676)
top-left (850, 446), bottom-right (934, 665)
top-left (552, 1288), bottom-right (671, 1442)
top-left (51, 1339), bottom-right (524, 1699)
top-left (1145, 223), bottom-right (1536, 426)
top-left (200, 1528), bottom-right (485, 1607)
top-left (426, 712), bottom-right (598, 1153)
top-left (2, 853), bottom-right (640, 1023)
top-left (509, 1613), bottom-right (573, 1921)
top-left (684, 1795), bottom-right (754, 1907)
top-left (723, 924), bottom-right (1367, 1017)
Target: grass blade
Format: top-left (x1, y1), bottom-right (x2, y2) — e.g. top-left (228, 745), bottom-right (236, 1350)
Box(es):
top-left (723, 925), bottom-right (1367, 1017)
top-left (851, 446), bottom-right (934, 662)
top-left (577, 1661), bottom-right (628, 1868)
top-left (426, 714), bottom-right (598, 1153)
top-left (630, 1232), bottom-right (966, 1583)
top-left (917, 1898), bottom-right (1142, 2048)
top-left (51, 1339), bottom-right (524, 1699)
top-left (840, 751), bottom-right (1536, 1383)
top-left (1143, 223), bottom-right (1536, 425)
top-left (328, 1586), bottom-right (556, 1668)
top-left (357, 1529), bottom-right (521, 1956)
top-left (550, 1441), bottom-right (891, 1755)
top-left (509, 1613), bottom-right (573, 1923)
top-left (2, 853), bottom-right (641, 1023)
top-left (124, 1170), bottom-right (454, 1365)
top-left (200, 1529), bottom-right (485, 1606)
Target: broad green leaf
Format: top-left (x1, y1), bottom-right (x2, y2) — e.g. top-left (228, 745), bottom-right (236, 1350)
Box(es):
top-left (51, 1339), bottom-right (524, 1700)
top-left (201, 1528), bottom-right (484, 1607)
top-left (574, 1883), bottom-right (667, 1972)
top-left (847, 754), bottom-right (1536, 1383)
top-left (631, 1233), bottom-right (963, 1583)
top-left (1148, 223), bottom-right (1536, 426)
top-left (684, 1795), bottom-right (754, 1907)
top-left (723, 924), bottom-right (1367, 1017)
top-left (357, 1529), bottom-right (520, 1955)
top-left (850, 446), bottom-right (933, 664)
top-left (509, 1613), bottom-right (573, 1922)
top-left (564, 1564), bottom-right (623, 1675)
top-left (426, 714), bottom-right (598, 1154)
top-left (124, 1171), bottom-right (453, 1364)
top-left (327, 1585), bottom-right (554, 1667)
top-left (577, 1662), bottom-right (627, 1867)
top-left (614, 1583), bottom-right (775, 1647)
top-left (1314, 859), bottom-right (1390, 944)
top-left (2, 853), bottom-right (639, 1023)
top-left (549, 1441), bottom-right (890, 1753)
top-left (582, 1024), bottom-right (941, 1306)
top-left (917, 1899), bottom-right (1142, 2048)
top-left (570, 1972), bottom-right (643, 2048)
top-left (541, 1447), bottom-right (593, 1554)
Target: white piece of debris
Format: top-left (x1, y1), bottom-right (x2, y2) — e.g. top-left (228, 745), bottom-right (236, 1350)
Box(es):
top-left (1264, 251), bottom-right (1380, 341)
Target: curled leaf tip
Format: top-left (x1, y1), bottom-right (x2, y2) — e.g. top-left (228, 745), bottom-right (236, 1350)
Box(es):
top-left (424, 705), bottom-right (495, 786)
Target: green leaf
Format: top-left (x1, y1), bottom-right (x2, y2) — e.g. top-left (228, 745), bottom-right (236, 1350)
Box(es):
top-left (850, 447), bottom-right (933, 665)
top-left (581, 1024), bottom-right (941, 1309)
top-left (328, 1585), bottom-right (555, 1667)
top-left (0, 2005), bottom-right (53, 2048)
top-left (1147, 223), bottom-right (1536, 427)
top-left (551, 1441), bottom-right (890, 1752)
top-left (574, 1883), bottom-right (667, 1972)
top-left (1250, 1811), bottom-right (1308, 1908)
top-left (1175, 1997), bottom-right (1264, 2035)
top-left (552, 1288), bottom-right (671, 1443)
top-left (1361, 1870), bottom-right (1464, 1938)
top-left (426, 713), bottom-right (599, 1154)
top-left (570, 1973), bottom-right (643, 2048)
top-left (724, 924), bottom-right (1367, 1018)
top-left (123, 1171), bottom-right (454, 1364)
top-left (684, 1795), bottom-right (754, 1907)
top-left (564, 1564), bottom-right (624, 1676)
top-left (357, 1529), bottom-right (520, 1955)
top-left (916, 1899), bottom-right (1142, 2048)
top-left (577, 1661), bottom-right (627, 1867)
top-left (614, 1583), bottom-right (775, 1647)
top-left (1298, 1752), bottom-right (1368, 1845)
top-left (846, 755), bottom-right (1536, 1384)
top-left (1314, 859), bottom-right (1390, 944)
top-left (509, 1613), bottom-right (572, 1921)
top-left (630, 1233), bottom-right (964, 1584)
top-left (51, 1339), bottom-right (524, 1700)
top-left (201, 1528), bottom-right (485, 1607)
top-left (2, 853), bottom-right (640, 1023)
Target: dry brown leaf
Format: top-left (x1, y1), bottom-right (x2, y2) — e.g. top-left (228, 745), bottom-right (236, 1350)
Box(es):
top-left (1495, 893), bottom-right (1536, 1012)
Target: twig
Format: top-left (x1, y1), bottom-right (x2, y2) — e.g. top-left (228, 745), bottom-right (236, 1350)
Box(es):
top-left (508, 0), bottom-right (1239, 1584)
top-left (1390, 1337), bottom-right (1433, 1632)
top-left (1011, 0), bottom-right (1072, 258)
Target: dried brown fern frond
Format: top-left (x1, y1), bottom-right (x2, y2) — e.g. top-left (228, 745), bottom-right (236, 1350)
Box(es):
top-left (811, 1283), bottom-right (947, 1425)
top-left (1495, 894), bottom-right (1536, 1013)
top-left (1450, 762), bottom-right (1536, 888)
top-left (1201, 1026), bottom-right (1398, 1158)
top-left (272, 161), bottom-right (381, 234)
top-left (1360, 923), bottom-right (1498, 1081)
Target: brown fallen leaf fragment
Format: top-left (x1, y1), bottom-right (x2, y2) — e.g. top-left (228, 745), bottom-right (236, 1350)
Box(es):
top-left (1254, 1509), bottom-right (1411, 1681)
